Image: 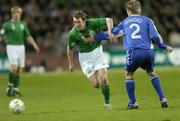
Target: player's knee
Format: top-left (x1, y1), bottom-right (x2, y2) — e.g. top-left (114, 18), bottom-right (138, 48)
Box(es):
top-left (125, 71), bottom-right (134, 80)
top-left (98, 75), bottom-right (103, 81)
top-left (17, 68), bottom-right (22, 74)
top-left (126, 77), bottom-right (133, 80)
top-left (101, 78), bottom-right (109, 86)
top-left (94, 85), bottom-right (100, 88)
top-left (11, 68), bottom-right (18, 74)
top-left (98, 75), bottom-right (108, 83)
top-left (92, 82), bottom-right (100, 88)
top-left (125, 74), bottom-right (134, 80)
top-left (90, 79), bottom-right (100, 88)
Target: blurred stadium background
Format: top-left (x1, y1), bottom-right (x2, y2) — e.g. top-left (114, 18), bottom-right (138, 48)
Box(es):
top-left (0, 0), bottom-right (180, 72)
top-left (0, 1), bottom-right (180, 121)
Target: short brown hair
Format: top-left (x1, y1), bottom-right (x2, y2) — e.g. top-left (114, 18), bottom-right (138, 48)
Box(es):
top-left (125, 0), bottom-right (141, 14)
top-left (73, 10), bottom-right (88, 21)
top-left (11, 6), bottom-right (23, 13)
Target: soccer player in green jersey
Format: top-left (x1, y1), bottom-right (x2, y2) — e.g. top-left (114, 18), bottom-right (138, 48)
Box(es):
top-left (0, 6), bottom-right (40, 97)
top-left (67, 10), bottom-right (115, 111)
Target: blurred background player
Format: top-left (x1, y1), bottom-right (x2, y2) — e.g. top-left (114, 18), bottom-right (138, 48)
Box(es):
top-left (0, 6), bottom-right (40, 97)
top-left (67, 10), bottom-right (114, 110)
top-left (86, 0), bottom-right (174, 109)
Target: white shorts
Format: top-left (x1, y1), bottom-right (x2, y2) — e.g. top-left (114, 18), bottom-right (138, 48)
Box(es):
top-left (6, 45), bottom-right (25, 68)
top-left (79, 45), bottom-right (109, 78)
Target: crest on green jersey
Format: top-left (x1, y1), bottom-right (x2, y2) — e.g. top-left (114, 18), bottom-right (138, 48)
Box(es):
top-left (20, 24), bottom-right (24, 30)
top-left (12, 24), bottom-right (15, 30)
top-left (79, 30), bottom-right (95, 42)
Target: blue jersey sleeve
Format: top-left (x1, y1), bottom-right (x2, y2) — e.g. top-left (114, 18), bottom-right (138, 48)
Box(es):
top-left (94, 31), bottom-right (109, 41)
top-left (112, 22), bottom-right (124, 37)
top-left (94, 22), bottom-right (124, 42)
top-left (149, 19), bottom-right (167, 49)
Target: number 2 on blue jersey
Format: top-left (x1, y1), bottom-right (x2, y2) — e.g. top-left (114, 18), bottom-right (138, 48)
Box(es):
top-left (130, 23), bottom-right (141, 39)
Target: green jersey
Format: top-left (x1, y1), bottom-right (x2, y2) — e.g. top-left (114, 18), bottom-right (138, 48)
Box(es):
top-left (68, 18), bottom-right (106, 53)
top-left (2, 20), bottom-right (31, 45)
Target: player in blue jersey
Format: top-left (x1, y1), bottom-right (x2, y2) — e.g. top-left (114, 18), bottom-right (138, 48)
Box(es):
top-left (85, 0), bottom-right (173, 109)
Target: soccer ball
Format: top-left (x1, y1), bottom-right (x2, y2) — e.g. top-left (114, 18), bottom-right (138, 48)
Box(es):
top-left (9, 99), bottom-right (25, 114)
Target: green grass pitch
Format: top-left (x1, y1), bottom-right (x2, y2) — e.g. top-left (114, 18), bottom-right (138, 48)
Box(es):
top-left (0, 67), bottom-right (180, 121)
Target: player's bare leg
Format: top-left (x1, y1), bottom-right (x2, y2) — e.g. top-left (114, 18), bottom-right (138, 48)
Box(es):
top-left (89, 72), bottom-right (100, 88)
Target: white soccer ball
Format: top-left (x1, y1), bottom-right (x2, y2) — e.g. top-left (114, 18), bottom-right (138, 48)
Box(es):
top-left (9, 99), bottom-right (25, 114)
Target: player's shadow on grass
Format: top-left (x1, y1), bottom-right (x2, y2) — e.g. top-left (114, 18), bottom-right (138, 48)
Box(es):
top-left (22, 110), bottom-right (78, 116)
top-left (22, 108), bottom-right (106, 116)
top-left (20, 105), bottom-right (180, 116)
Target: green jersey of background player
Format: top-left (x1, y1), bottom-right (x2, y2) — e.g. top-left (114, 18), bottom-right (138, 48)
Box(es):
top-left (67, 10), bottom-right (115, 111)
top-left (0, 6), bottom-right (40, 97)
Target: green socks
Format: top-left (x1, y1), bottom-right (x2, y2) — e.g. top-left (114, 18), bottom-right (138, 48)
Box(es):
top-left (8, 72), bottom-right (14, 87)
top-left (101, 85), bottom-right (110, 104)
top-left (8, 72), bottom-right (20, 88)
top-left (14, 74), bottom-right (20, 88)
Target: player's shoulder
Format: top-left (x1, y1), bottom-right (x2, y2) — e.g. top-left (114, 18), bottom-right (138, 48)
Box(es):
top-left (68, 27), bottom-right (78, 41)
top-left (86, 19), bottom-right (94, 26)
top-left (68, 27), bottom-right (77, 36)
top-left (141, 16), bottom-right (153, 23)
top-left (129, 15), bottom-right (149, 20)
top-left (2, 20), bottom-right (11, 27)
top-left (19, 20), bottom-right (27, 25)
top-left (3, 20), bottom-right (11, 25)
top-left (87, 18), bottom-right (105, 22)
top-left (87, 18), bottom-right (105, 24)
top-left (20, 20), bottom-right (25, 23)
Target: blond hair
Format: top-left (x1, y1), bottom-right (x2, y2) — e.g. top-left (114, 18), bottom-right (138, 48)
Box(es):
top-left (11, 6), bottom-right (23, 13)
top-left (125, 0), bottom-right (141, 14)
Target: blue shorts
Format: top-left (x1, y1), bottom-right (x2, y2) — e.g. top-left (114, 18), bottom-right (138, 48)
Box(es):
top-left (125, 49), bottom-right (155, 73)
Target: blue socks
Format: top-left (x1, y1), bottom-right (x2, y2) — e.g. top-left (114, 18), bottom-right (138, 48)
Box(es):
top-left (151, 76), bottom-right (165, 101)
top-left (126, 79), bottom-right (136, 104)
top-left (126, 76), bottom-right (165, 104)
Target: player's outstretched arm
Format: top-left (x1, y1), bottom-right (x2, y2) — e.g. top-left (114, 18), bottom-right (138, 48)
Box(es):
top-left (86, 22), bottom-right (123, 43)
top-left (149, 21), bottom-right (173, 53)
top-left (94, 32), bottom-right (109, 41)
top-left (149, 19), bottom-right (168, 49)
top-left (85, 31), bottom-right (116, 43)
top-left (106, 18), bottom-right (114, 42)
